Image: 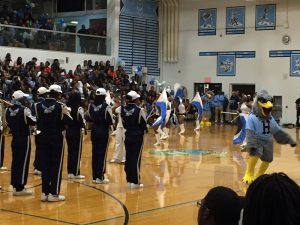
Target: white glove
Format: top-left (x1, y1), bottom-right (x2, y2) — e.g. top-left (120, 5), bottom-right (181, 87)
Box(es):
top-left (24, 107), bottom-right (37, 122)
top-left (24, 107), bottom-right (32, 117)
top-left (62, 105), bottom-right (73, 120)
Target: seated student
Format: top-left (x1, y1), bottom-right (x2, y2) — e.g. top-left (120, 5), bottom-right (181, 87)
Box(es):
top-left (197, 186), bottom-right (244, 225)
top-left (243, 172), bottom-right (300, 225)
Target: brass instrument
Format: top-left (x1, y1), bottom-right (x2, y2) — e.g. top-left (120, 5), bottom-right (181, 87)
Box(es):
top-left (0, 99), bottom-right (13, 136)
top-left (0, 99), bottom-right (13, 107)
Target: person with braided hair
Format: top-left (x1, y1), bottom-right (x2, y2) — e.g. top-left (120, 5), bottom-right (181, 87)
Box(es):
top-left (243, 172), bottom-right (300, 225)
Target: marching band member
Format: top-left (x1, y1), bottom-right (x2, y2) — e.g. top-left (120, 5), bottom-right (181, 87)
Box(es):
top-left (32, 87), bottom-right (49, 176)
top-left (6, 90), bottom-right (36, 196)
top-left (66, 91), bottom-right (86, 179)
top-left (121, 91), bottom-right (147, 188)
top-left (35, 84), bottom-right (72, 202)
top-left (86, 88), bottom-right (114, 184)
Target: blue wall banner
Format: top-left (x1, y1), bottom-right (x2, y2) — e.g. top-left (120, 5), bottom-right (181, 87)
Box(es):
top-left (217, 54), bottom-right (236, 76)
top-left (198, 8), bottom-right (217, 36)
top-left (226, 6), bottom-right (245, 35)
top-left (290, 54), bottom-right (300, 76)
top-left (269, 50), bottom-right (291, 57)
top-left (255, 4), bottom-right (276, 30)
top-left (199, 51), bottom-right (255, 58)
top-left (269, 50), bottom-right (300, 76)
top-left (199, 51), bottom-right (255, 76)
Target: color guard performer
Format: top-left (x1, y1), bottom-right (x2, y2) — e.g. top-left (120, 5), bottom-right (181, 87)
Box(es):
top-left (6, 90), bottom-right (36, 196)
top-left (121, 91), bottom-right (147, 188)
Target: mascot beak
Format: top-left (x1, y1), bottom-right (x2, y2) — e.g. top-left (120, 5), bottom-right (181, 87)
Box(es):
top-left (207, 94), bottom-right (211, 98)
top-left (258, 100), bottom-right (273, 117)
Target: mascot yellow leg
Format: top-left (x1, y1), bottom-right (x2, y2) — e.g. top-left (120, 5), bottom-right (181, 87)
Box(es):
top-left (200, 120), bottom-right (204, 128)
top-left (242, 156), bottom-right (259, 184)
top-left (254, 161), bottom-right (269, 180)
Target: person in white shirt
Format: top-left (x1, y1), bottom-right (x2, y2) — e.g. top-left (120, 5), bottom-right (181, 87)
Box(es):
top-left (110, 105), bottom-right (126, 163)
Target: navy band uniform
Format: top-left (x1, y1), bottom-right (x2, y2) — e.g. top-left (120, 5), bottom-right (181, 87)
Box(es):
top-left (6, 91), bottom-right (36, 195)
top-left (35, 84), bottom-right (72, 201)
top-left (121, 91), bottom-right (147, 187)
top-left (32, 87), bottom-right (49, 175)
top-left (66, 91), bottom-right (86, 178)
top-left (87, 88), bottom-right (114, 184)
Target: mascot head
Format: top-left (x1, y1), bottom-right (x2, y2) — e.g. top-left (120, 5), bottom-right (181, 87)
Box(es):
top-left (253, 90), bottom-right (273, 118)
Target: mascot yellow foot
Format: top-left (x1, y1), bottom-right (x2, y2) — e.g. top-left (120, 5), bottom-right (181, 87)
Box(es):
top-left (242, 156), bottom-right (259, 184)
top-left (254, 161), bottom-right (270, 180)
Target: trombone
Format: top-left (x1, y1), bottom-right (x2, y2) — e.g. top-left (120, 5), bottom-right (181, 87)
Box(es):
top-left (0, 99), bottom-right (13, 136)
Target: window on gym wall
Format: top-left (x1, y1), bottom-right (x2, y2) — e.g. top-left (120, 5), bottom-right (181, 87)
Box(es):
top-left (57, 0), bottom-right (107, 12)
top-left (57, 0), bottom-right (85, 12)
top-left (194, 83), bottom-right (222, 96)
top-left (231, 84), bottom-right (255, 96)
top-left (86, 0), bottom-right (107, 10)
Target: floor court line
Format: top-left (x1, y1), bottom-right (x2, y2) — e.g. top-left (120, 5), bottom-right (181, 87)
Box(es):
top-left (0, 208), bottom-right (79, 225)
top-left (69, 180), bottom-right (130, 225)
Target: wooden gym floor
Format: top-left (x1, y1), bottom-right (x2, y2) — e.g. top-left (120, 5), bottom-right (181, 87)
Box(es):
top-left (0, 122), bottom-right (299, 225)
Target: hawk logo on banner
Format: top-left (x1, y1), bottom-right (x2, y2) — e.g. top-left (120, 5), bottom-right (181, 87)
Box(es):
top-left (199, 51), bottom-right (255, 76)
top-left (217, 54), bottom-right (236, 76)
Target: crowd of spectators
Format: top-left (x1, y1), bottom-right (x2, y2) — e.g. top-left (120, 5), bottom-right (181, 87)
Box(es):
top-left (0, 53), bottom-right (156, 111)
top-left (0, 3), bottom-right (108, 54)
top-left (0, 3), bottom-right (53, 29)
top-left (0, 3), bottom-right (55, 49)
